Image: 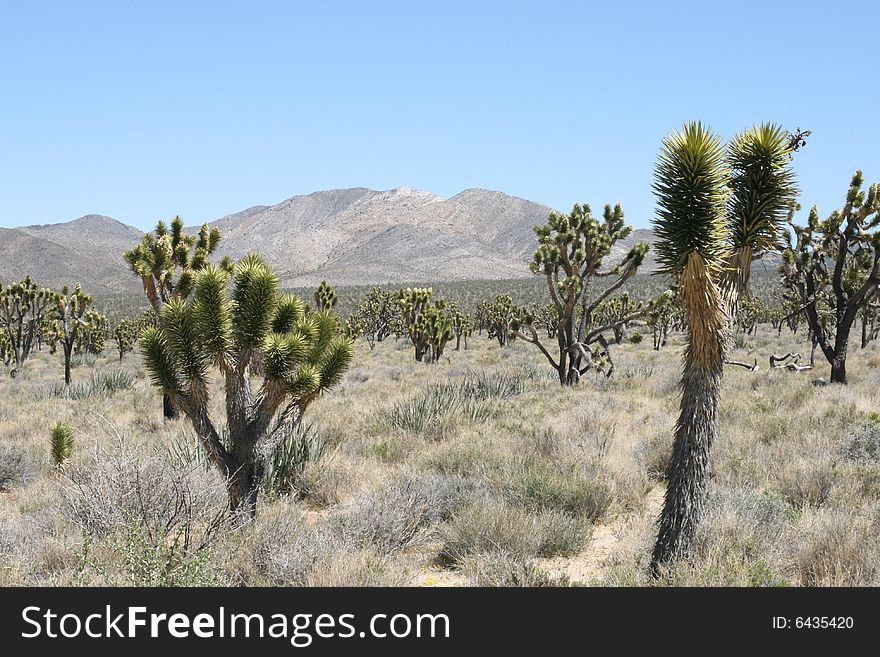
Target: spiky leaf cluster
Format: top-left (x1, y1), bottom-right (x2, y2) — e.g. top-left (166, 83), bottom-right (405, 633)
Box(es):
top-left (313, 280), bottom-right (338, 311)
top-left (142, 254), bottom-right (353, 409)
top-left (727, 123), bottom-right (799, 256)
top-left (653, 121), bottom-right (730, 278)
top-left (124, 216), bottom-right (229, 312)
top-left (50, 421), bottom-right (75, 467)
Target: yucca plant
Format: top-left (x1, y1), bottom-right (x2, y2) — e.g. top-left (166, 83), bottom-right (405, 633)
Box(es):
top-left (50, 421), bottom-right (75, 467)
top-left (140, 253), bottom-right (353, 518)
top-left (650, 121), bottom-right (800, 575)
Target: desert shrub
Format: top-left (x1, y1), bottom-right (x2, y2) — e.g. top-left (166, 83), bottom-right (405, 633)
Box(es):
top-left (629, 332), bottom-right (643, 344)
top-left (621, 364), bottom-right (654, 379)
top-left (840, 419), bottom-right (880, 464)
top-left (437, 502), bottom-right (541, 567)
top-left (785, 511), bottom-right (879, 586)
top-left (61, 437), bottom-right (231, 559)
top-left (501, 460), bottom-right (611, 521)
top-left (338, 473), bottom-right (483, 554)
top-left (464, 553), bottom-right (571, 587)
top-left (634, 431), bottom-right (672, 481)
top-left (306, 549), bottom-right (409, 587)
top-left (535, 510), bottom-right (589, 557)
top-left (776, 458), bottom-right (835, 510)
top-left (250, 508), bottom-right (341, 586)
top-left (437, 501), bottom-right (587, 567)
top-left (0, 442), bottom-right (29, 491)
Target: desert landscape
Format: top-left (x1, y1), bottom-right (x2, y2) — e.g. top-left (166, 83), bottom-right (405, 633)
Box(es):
top-left (2, 127), bottom-right (879, 586)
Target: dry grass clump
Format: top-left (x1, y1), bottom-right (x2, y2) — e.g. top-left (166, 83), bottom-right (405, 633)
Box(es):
top-left (463, 552), bottom-right (572, 587)
top-left (436, 501), bottom-right (589, 567)
top-left (0, 442), bottom-right (34, 491)
top-left (337, 473), bottom-right (484, 554)
top-left (499, 460), bottom-right (612, 521)
top-left (782, 510), bottom-right (880, 586)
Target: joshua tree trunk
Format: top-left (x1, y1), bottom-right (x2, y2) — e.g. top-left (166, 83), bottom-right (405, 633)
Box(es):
top-left (650, 251), bottom-right (726, 576)
top-left (650, 347), bottom-right (723, 573)
top-left (163, 393), bottom-right (179, 420)
top-left (63, 342), bottom-right (73, 385)
top-left (227, 456), bottom-right (263, 521)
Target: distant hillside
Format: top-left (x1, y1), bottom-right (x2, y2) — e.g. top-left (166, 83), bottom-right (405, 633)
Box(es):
top-left (0, 188), bottom-right (660, 295)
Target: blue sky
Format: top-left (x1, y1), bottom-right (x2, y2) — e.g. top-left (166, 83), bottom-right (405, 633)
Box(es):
top-left (0, 0), bottom-right (877, 230)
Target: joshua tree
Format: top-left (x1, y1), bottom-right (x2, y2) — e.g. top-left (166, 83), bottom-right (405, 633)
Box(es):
top-left (348, 287), bottom-right (398, 349)
top-left (484, 294), bottom-right (522, 347)
top-left (650, 121), bottom-right (799, 575)
top-left (0, 277), bottom-right (56, 377)
top-left (449, 302), bottom-right (473, 350)
top-left (113, 310), bottom-right (158, 362)
top-left (592, 292), bottom-right (642, 344)
top-left (49, 284), bottom-right (98, 385)
top-left (517, 203), bottom-right (650, 384)
top-left (124, 217), bottom-right (229, 418)
top-left (647, 289), bottom-right (680, 350)
top-left (140, 254), bottom-right (353, 518)
top-left (313, 280), bottom-right (338, 311)
top-left (396, 288), bottom-right (454, 363)
top-left (781, 172), bottom-right (880, 383)
top-left (113, 319), bottom-right (136, 362)
top-left (74, 308), bottom-right (108, 355)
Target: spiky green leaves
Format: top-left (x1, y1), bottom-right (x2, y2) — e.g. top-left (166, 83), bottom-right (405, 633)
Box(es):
top-left (233, 254), bottom-right (280, 349)
top-left (727, 123), bottom-right (799, 254)
top-left (192, 265), bottom-right (233, 361)
top-left (141, 326), bottom-right (181, 393)
top-left (50, 421), bottom-right (74, 467)
top-left (653, 121), bottom-right (730, 277)
top-left (140, 253), bottom-right (352, 417)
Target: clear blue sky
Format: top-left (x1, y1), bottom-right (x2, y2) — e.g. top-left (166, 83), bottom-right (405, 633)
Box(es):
top-left (0, 0), bottom-right (877, 230)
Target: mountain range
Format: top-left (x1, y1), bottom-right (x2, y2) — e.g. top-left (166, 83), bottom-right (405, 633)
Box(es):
top-left (0, 187), bottom-right (657, 296)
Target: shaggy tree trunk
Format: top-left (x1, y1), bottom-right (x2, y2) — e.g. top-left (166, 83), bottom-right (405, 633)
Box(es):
top-left (63, 342), bottom-right (73, 385)
top-left (163, 393), bottom-right (179, 420)
top-left (650, 351), bottom-right (723, 574)
top-left (651, 251), bottom-right (726, 576)
top-left (227, 457), bottom-right (262, 521)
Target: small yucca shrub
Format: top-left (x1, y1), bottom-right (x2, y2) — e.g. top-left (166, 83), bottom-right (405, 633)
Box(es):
top-left (50, 421), bottom-right (75, 467)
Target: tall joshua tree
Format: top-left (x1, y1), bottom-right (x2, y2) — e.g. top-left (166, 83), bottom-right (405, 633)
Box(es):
top-left (141, 254), bottom-right (353, 518)
top-left (650, 121), bottom-right (799, 575)
top-left (124, 216), bottom-right (229, 418)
